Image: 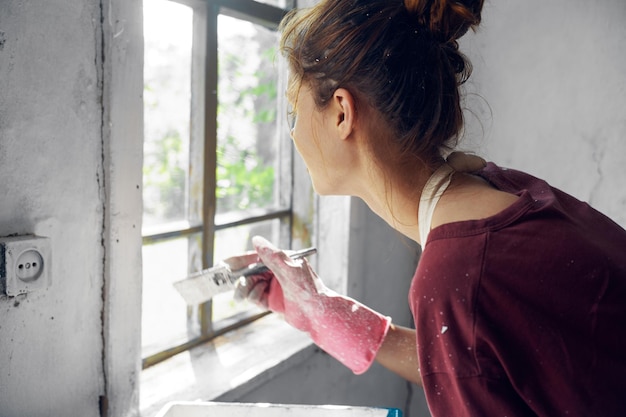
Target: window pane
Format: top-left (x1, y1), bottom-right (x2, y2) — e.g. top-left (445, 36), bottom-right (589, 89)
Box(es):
top-left (141, 0), bottom-right (295, 365)
top-left (212, 219), bottom-right (283, 321)
top-left (216, 15), bottom-right (281, 215)
top-left (143, 0), bottom-right (192, 228)
top-left (141, 235), bottom-right (200, 358)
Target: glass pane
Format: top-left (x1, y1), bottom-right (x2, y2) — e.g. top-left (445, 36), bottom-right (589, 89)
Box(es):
top-left (141, 235), bottom-right (199, 358)
top-left (143, 0), bottom-right (192, 228)
top-left (212, 219), bottom-right (283, 321)
top-left (216, 15), bottom-right (281, 215)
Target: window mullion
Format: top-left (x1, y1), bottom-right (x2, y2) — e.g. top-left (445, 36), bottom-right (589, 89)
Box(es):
top-left (199, 2), bottom-right (220, 336)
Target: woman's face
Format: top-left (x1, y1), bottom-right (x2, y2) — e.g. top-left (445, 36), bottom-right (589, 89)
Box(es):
top-left (290, 85), bottom-right (336, 195)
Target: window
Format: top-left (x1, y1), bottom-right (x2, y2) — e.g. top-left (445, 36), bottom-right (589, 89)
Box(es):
top-left (141, 0), bottom-right (301, 368)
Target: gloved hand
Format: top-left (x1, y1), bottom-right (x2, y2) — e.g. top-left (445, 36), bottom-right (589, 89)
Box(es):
top-left (233, 236), bottom-right (391, 375)
top-left (226, 251), bottom-right (285, 311)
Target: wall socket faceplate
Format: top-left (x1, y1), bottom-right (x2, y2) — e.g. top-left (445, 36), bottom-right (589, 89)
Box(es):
top-left (0, 235), bottom-right (51, 296)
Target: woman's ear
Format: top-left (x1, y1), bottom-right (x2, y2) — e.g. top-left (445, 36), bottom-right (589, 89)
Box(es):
top-left (331, 88), bottom-right (356, 140)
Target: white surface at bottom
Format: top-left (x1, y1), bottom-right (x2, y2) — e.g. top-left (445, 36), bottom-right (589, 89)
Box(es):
top-left (156, 401), bottom-right (399, 417)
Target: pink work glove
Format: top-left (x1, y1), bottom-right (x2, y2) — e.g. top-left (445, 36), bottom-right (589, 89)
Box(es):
top-left (234, 236), bottom-right (391, 375)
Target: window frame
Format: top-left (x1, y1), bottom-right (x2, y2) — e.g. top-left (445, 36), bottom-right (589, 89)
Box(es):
top-left (141, 0), bottom-right (299, 369)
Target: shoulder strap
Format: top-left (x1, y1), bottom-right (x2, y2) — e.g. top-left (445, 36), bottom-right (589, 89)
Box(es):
top-left (418, 152), bottom-right (487, 246)
top-left (418, 163), bottom-right (455, 246)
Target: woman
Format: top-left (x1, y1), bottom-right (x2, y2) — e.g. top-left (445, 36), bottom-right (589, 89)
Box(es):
top-left (230, 0), bottom-right (626, 415)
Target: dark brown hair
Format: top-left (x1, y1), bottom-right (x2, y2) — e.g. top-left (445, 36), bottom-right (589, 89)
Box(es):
top-left (280, 0), bottom-right (483, 184)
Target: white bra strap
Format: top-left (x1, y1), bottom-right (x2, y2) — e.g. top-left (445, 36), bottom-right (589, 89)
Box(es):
top-left (418, 163), bottom-right (455, 246)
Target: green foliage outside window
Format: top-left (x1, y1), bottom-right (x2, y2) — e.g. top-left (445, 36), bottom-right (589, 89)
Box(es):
top-left (216, 135), bottom-right (274, 212)
top-left (143, 43), bottom-right (278, 221)
top-left (143, 129), bottom-right (186, 222)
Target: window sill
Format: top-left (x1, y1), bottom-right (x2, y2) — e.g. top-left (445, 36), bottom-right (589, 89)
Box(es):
top-left (140, 313), bottom-right (316, 417)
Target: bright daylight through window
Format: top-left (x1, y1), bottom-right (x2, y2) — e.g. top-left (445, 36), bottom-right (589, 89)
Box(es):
top-left (142, 0), bottom-right (297, 368)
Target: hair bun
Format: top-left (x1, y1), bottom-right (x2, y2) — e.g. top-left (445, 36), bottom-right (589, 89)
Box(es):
top-left (405, 0), bottom-right (484, 43)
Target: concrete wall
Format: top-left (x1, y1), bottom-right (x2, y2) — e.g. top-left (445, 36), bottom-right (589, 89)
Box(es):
top-left (0, 1), bottom-right (143, 416)
top-left (0, 1), bottom-right (106, 416)
top-left (461, 0), bottom-right (626, 228)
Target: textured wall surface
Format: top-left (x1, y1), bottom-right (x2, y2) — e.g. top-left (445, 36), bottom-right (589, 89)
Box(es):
top-left (0, 1), bottom-right (143, 416)
top-left (462, 0), bottom-right (626, 228)
top-left (0, 1), bottom-right (105, 416)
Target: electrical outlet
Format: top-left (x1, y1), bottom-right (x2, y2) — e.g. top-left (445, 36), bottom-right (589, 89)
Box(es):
top-left (0, 235), bottom-right (51, 296)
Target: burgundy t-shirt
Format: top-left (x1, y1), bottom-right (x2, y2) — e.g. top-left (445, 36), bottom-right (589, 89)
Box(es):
top-left (409, 163), bottom-right (626, 417)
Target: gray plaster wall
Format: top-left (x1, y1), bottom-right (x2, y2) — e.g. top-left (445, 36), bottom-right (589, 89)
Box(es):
top-left (0, 0), bottom-right (143, 416)
top-left (0, 1), bottom-right (106, 416)
top-left (461, 0), bottom-right (626, 228)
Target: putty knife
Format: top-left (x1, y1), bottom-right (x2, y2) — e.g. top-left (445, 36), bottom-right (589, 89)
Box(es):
top-left (173, 247), bottom-right (317, 305)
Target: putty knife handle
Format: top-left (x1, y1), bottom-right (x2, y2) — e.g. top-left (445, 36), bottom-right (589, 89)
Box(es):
top-left (232, 247), bottom-right (317, 277)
